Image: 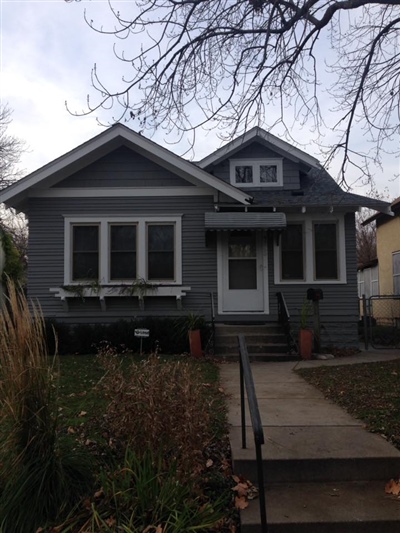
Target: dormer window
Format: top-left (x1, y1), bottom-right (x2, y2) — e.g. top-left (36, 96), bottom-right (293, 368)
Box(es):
top-left (230, 159), bottom-right (283, 187)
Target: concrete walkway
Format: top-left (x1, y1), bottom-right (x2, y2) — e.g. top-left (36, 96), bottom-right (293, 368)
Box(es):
top-left (219, 348), bottom-right (400, 532)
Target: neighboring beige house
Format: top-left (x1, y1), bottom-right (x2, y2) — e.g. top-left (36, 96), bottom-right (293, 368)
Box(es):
top-left (362, 198), bottom-right (400, 324)
top-left (0, 231), bottom-right (4, 309)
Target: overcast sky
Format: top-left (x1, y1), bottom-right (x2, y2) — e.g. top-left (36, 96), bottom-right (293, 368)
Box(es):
top-left (1, 0), bottom-right (399, 201)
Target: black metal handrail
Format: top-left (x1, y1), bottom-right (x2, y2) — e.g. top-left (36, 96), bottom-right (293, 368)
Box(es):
top-left (276, 291), bottom-right (298, 354)
top-left (238, 334), bottom-right (268, 532)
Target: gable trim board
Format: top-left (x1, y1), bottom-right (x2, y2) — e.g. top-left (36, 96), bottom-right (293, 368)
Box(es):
top-left (0, 124), bottom-right (252, 209)
top-left (198, 126), bottom-right (321, 169)
top-left (29, 187), bottom-right (215, 198)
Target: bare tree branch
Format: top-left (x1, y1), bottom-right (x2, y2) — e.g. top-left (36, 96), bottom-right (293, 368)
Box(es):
top-left (65, 0), bottom-right (400, 187)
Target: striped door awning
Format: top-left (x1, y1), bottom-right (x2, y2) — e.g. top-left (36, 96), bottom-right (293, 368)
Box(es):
top-left (204, 212), bottom-right (286, 230)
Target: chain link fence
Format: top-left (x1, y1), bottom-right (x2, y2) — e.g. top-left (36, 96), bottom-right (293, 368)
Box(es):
top-left (360, 295), bottom-right (400, 349)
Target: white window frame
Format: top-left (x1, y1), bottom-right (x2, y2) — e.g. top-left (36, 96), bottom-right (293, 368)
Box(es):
top-left (393, 252), bottom-right (400, 294)
top-left (229, 159), bottom-right (283, 187)
top-left (274, 214), bottom-right (347, 284)
top-left (64, 215), bottom-right (182, 286)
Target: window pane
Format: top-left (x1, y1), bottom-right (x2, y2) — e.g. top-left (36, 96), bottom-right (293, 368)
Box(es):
top-left (110, 225), bottom-right (136, 280)
top-left (72, 225), bottom-right (99, 280)
top-left (229, 259), bottom-right (257, 289)
top-left (281, 225), bottom-right (304, 280)
top-left (314, 223), bottom-right (338, 280)
top-left (148, 225), bottom-right (175, 280)
top-left (228, 232), bottom-right (256, 258)
top-left (235, 166), bottom-right (253, 184)
top-left (260, 165), bottom-right (277, 183)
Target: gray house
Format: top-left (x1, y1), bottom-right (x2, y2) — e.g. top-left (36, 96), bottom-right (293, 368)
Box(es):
top-left (0, 124), bottom-right (391, 348)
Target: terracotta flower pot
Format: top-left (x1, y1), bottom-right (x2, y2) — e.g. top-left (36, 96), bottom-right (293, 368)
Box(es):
top-left (189, 329), bottom-right (202, 358)
top-left (299, 329), bottom-right (313, 360)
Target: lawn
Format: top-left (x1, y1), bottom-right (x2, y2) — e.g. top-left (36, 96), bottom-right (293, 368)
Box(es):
top-left (296, 359), bottom-right (400, 449)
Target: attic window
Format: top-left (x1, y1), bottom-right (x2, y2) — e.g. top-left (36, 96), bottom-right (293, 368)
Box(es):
top-left (230, 159), bottom-right (283, 187)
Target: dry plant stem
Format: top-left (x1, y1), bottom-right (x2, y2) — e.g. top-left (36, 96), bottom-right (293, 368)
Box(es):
top-left (0, 280), bottom-right (55, 459)
top-left (97, 348), bottom-right (214, 476)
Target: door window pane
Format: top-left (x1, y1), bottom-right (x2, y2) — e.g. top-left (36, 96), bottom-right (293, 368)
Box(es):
top-left (228, 232), bottom-right (257, 289)
top-left (281, 224), bottom-right (304, 280)
top-left (147, 224), bottom-right (175, 280)
top-left (110, 225), bottom-right (136, 280)
top-left (314, 223), bottom-right (338, 280)
top-left (72, 225), bottom-right (99, 280)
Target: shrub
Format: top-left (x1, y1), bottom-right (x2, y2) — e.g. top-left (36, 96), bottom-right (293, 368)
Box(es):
top-left (46, 317), bottom-right (212, 356)
top-left (96, 345), bottom-right (215, 475)
top-left (0, 281), bottom-right (92, 531)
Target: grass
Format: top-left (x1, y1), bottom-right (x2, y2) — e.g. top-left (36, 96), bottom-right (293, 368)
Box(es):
top-left (296, 359), bottom-right (400, 449)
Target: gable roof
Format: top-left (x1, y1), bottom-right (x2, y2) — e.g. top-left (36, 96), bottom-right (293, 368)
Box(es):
top-left (198, 126), bottom-right (321, 169)
top-left (0, 124), bottom-right (253, 209)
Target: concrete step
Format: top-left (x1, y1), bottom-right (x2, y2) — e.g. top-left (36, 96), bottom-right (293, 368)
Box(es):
top-left (219, 353), bottom-right (299, 362)
top-left (216, 343), bottom-right (289, 355)
top-left (215, 333), bottom-right (287, 345)
top-left (215, 323), bottom-right (282, 335)
top-left (230, 426), bottom-right (400, 483)
top-left (241, 480), bottom-right (400, 533)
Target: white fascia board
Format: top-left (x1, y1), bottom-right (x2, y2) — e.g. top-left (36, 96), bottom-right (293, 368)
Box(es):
top-left (0, 124), bottom-right (252, 207)
top-left (198, 127), bottom-right (320, 169)
top-left (29, 187), bottom-right (214, 198)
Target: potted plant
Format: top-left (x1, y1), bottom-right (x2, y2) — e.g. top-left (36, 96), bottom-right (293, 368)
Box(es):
top-left (186, 313), bottom-right (205, 358)
top-left (298, 301), bottom-right (313, 359)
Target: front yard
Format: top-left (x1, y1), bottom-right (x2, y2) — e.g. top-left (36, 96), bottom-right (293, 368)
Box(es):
top-left (297, 359), bottom-right (400, 450)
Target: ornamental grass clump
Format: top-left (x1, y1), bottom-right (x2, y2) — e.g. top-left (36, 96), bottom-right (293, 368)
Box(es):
top-left (97, 345), bottom-right (215, 475)
top-left (0, 281), bottom-right (92, 532)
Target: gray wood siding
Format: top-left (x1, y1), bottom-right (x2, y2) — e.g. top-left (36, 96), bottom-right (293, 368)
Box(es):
top-left (53, 146), bottom-right (194, 188)
top-left (266, 212), bottom-right (359, 346)
top-left (210, 142), bottom-right (300, 190)
top-left (27, 196), bottom-right (217, 321)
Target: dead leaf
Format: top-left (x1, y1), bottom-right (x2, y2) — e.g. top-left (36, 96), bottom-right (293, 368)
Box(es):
top-left (235, 496), bottom-right (249, 510)
top-left (232, 474), bottom-right (241, 483)
top-left (67, 426), bottom-right (76, 434)
top-left (206, 458), bottom-right (213, 468)
top-left (156, 526), bottom-right (163, 533)
top-left (105, 517), bottom-right (116, 527)
top-left (232, 482), bottom-right (249, 498)
top-left (94, 488), bottom-right (104, 499)
top-left (78, 410), bottom-right (87, 417)
top-left (385, 478), bottom-right (400, 495)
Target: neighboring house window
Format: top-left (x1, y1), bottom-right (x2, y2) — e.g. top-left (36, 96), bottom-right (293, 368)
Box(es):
top-left (281, 224), bottom-right (304, 280)
top-left (65, 216), bottom-right (182, 285)
top-left (358, 270), bottom-right (364, 298)
top-left (72, 225), bottom-right (99, 281)
top-left (274, 215), bottom-right (346, 284)
top-left (313, 223), bottom-right (338, 280)
top-left (230, 159), bottom-right (283, 187)
top-left (393, 252), bottom-right (400, 294)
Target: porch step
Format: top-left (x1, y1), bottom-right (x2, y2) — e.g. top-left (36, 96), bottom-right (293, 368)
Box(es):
top-left (241, 480), bottom-right (400, 533)
top-left (214, 323), bottom-right (293, 360)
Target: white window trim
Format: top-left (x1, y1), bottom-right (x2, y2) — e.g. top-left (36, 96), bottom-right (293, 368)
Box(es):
top-left (274, 214), bottom-right (347, 284)
top-left (64, 215), bottom-right (182, 286)
top-left (229, 159), bottom-right (283, 187)
top-left (393, 251), bottom-right (400, 294)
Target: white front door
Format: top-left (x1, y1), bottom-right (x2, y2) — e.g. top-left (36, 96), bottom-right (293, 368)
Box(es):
top-left (219, 231), bottom-right (267, 313)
